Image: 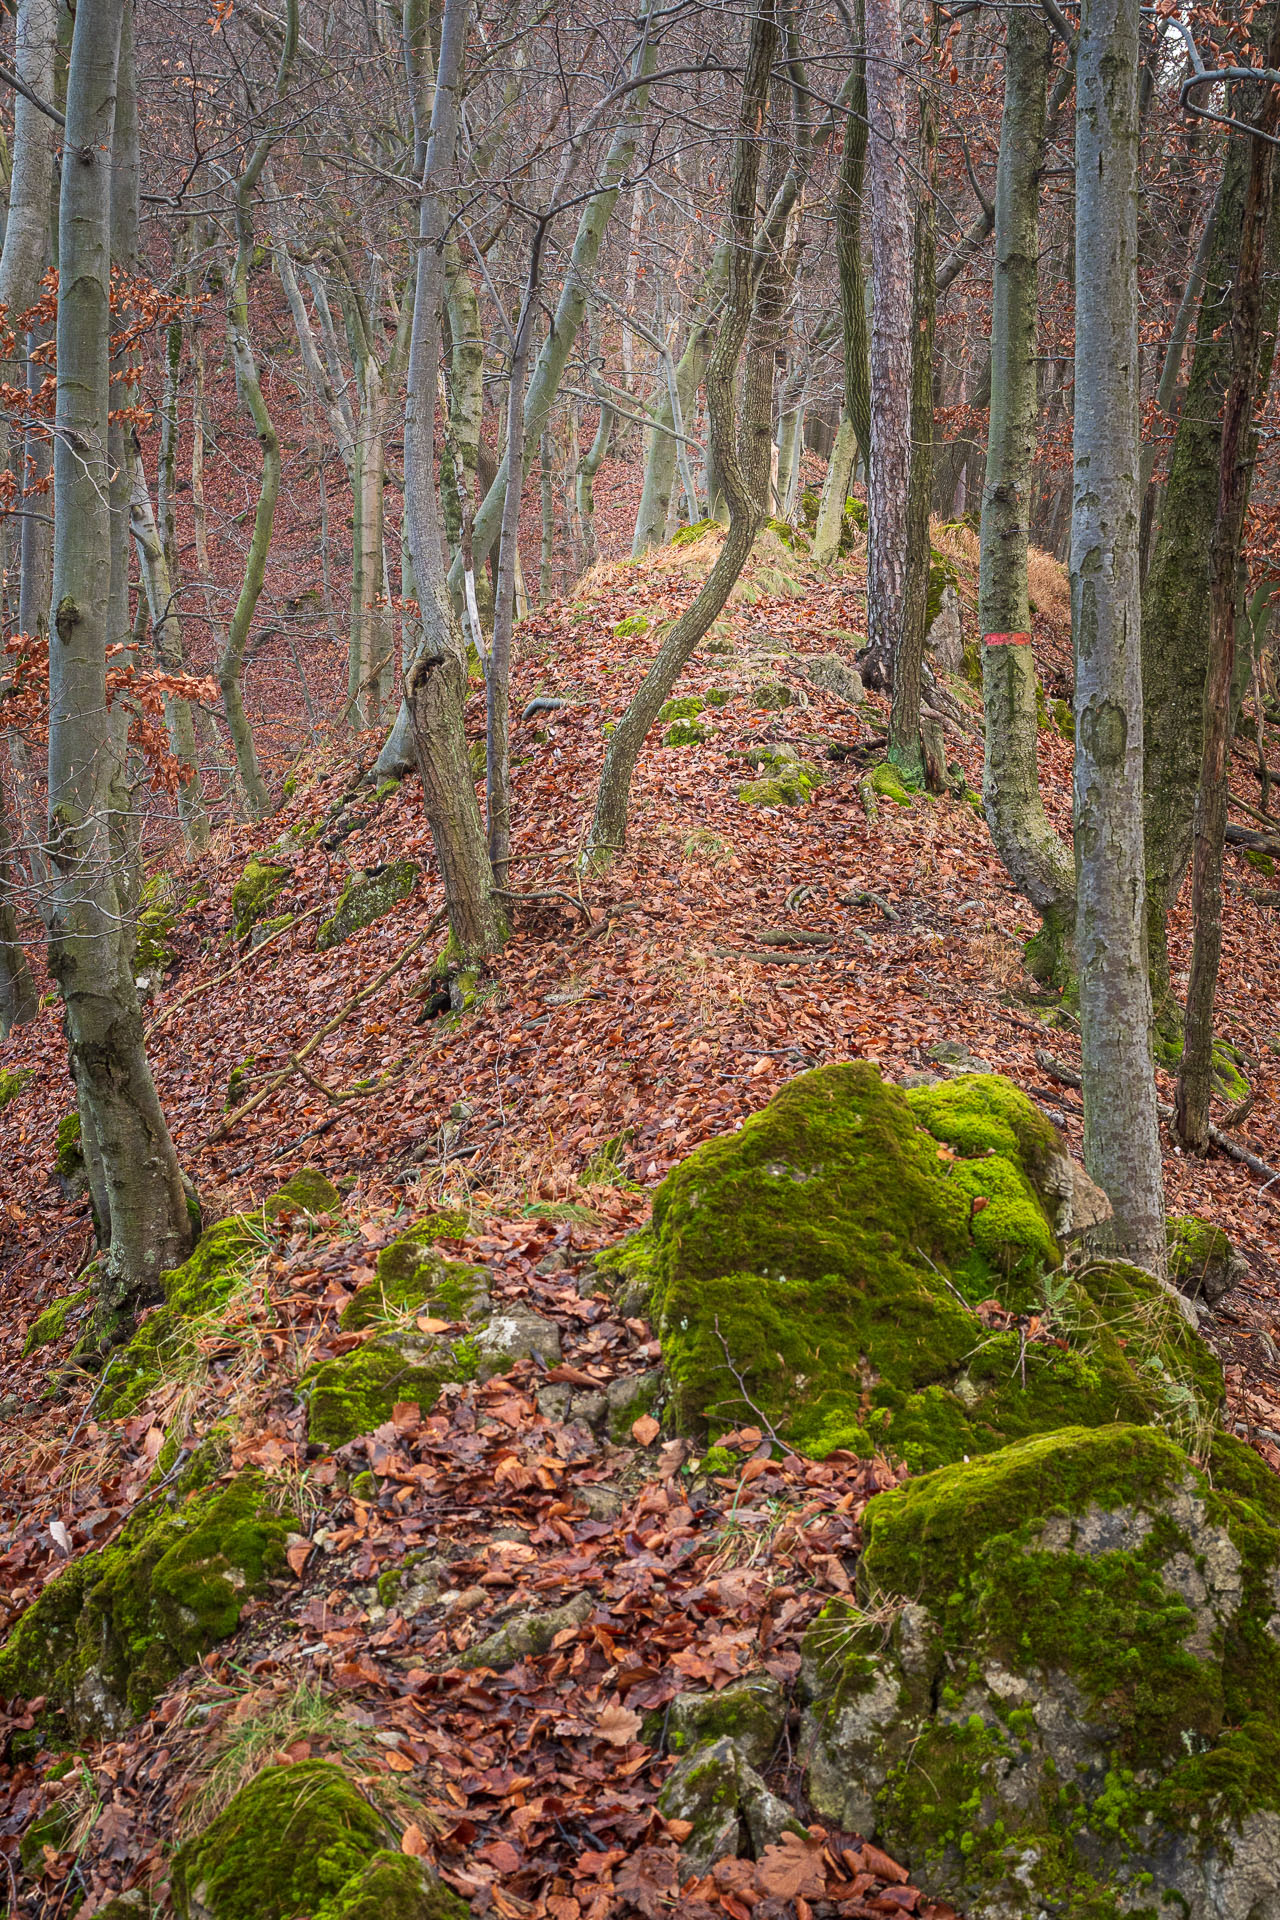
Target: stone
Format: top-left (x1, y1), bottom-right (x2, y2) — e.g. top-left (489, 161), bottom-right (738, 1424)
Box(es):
top-left (801, 650), bottom-right (864, 706)
top-left (657, 1735), bottom-right (800, 1878)
top-left (461, 1590), bottom-right (593, 1671)
top-left (605, 1368), bottom-right (662, 1441)
top-left (596, 1065), bottom-right (1223, 1471)
top-left (1168, 1213), bottom-right (1249, 1307)
top-left (317, 860), bottom-right (418, 951)
top-left (925, 581), bottom-right (964, 673)
top-left (800, 1423), bottom-right (1280, 1920)
top-left (473, 1306), bottom-right (562, 1380)
top-left (575, 1483), bottom-right (625, 1520)
top-left (667, 1673), bottom-right (786, 1768)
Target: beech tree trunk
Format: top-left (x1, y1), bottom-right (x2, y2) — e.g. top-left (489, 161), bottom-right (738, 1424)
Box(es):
top-left (590, 0), bottom-right (780, 857)
top-left (46, 0), bottom-right (192, 1331)
top-left (1071, 0), bottom-right (1165, 1271)
top-left (814, 22), bottom-right (871, 569)
top-left (980, 3), bottom-right (1075, 978)
top-left (862, 0), bottom-right (913, 687)
top-left (401, 0), bottom-right (508, 965)
top-left (1175, 28), bottom-right (1280, 1152)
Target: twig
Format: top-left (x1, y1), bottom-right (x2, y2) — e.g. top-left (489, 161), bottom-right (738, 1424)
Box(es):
top-left (494, 885), bottom-right (591, 924)
top-left (712, 1315), bottom-right (785, 1450)
top-left (202, 912), bottom-right (444, 1145)
top-left (147, 904), bottom-right (324, 1035)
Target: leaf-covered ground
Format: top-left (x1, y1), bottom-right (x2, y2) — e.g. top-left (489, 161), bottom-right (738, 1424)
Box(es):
top-left (5, 509), bottom-right (1280, 1916)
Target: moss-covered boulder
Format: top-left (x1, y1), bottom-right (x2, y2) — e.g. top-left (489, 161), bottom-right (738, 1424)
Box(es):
top-left (23, 1285), bottom-right (93, 1357)
top-left (340, 1222), bottom-right (488, 1332)
top-left (171, 1760), bottom-right (467, 1920)
top-left (0, 1472), bottom-right (292, 1738)
top-left (0, 1066), bottom-right (31, 1107)
top-left (316, 861), bottom-right (419, 951)
top-left (738, 765), bottom-right (819, 807)
top-left (663, 718), bottom-right (709, 747)
top-left (599, 1066), bottom-right (1221, 1470)
top-left (96, 1171), bottom-right (339, 1418)
top-left (801, 1423), bottom-right (1280, 1920)
top-left (1169, 1213), bottom-right (1248, 1308)
top-left (869, 761), bottom-right (915, 806)
top-left (303, 1341), bottom-right (460, 1448)
top-left (658, 694), bottom-right (705, 724)
top-left (230, 859), bottom-right (290, 940)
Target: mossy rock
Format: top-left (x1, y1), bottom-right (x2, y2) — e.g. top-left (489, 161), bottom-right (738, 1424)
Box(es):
top-left (870, 762), bottom-right (914, 806)
top-left (704, 686), bottom-right (735, 706)
top-left (1152, 1027), bottom-right (1251, 1106)
top-left (1050, 696), bottom-right (1073, 740)
top-left (0, 1472), bottom-right (293, 1738)
top-left (303, 1340), bottom-right (460, 1448)
top-left (666, 1672), bottom-right (785, 1767)
top-left (95, 1172), bottom-right (339, 1418)
top-left (340, 1224), bottom-right (489, 1332)
top-left (801, 1422), bottom-right (1280, 1919)
top-left (1245, 847), bottom-right (1276, 876)
top-left (738, 767), bottom-right (818, 807)
top-left (1168, 1213), bottom-right (1248, 1307)
top-left (317, 861), bottom-right (418, 951)
top-left (615, 613), bottom-right (649, 637)
top-left (751, 678), bottom-right (792, 710)
top-left (170, 1760), bottom-right (467, 1920)
top-left (658, 695), bottom-right (706, 724)
top-left (230, 859), bottom-right (290, 940)
top-left (600, 1065), bottom-right (1221, 1471)
top-left (663, 719), bottom-right (709, 747)
top-left (924, 556), bottom-right (960, 631)
top-left (23, 1285), bottom-right (93, 1358)
top-left (0, 1067), bottom-right (31, 1108)
top-left (671, 517), bottom-right (722, 547)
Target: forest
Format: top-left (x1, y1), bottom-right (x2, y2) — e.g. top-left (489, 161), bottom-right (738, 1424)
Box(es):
top-left (5, 0), bottom-right (1280, 1912)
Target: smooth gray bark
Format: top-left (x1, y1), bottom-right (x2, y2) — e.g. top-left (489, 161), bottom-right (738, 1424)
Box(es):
top-left (1071, 0), bottom-right (1165, 1271)
top-left (46, 0), bottom-right (192, 1327)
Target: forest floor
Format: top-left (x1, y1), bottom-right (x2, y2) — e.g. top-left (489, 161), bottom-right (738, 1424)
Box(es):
top-left (5, 512), bottom-right (1280, 1917)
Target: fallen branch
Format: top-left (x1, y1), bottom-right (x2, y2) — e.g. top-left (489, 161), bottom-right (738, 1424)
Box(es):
top-left (202, 911), bottom-right (445, 1146)
top-left (494, 885), bottom-right (591, 924)
top-left (1034, 1049), bottom-right (1280, 1187)
top-left (753, 928), bottom-right (835, 947)
top-left (147, 904), bottom-right (324, 1035)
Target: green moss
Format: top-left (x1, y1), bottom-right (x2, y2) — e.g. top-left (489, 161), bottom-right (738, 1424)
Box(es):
top-left (317, 862), bottom-right (418, 951)
top-left (738, 770), bottom-right (816, 807)
top-left (231, 859), bottom-right (290, 940)
top-left (54, 1109), bottom-right (82, 1179)
top-left (751, 678), bottom-right (792, 710)
top-left (810, 1423), bottom-right (1280, 1908)
top-left (800, 488), bottom-right (821, 527)
top-left (340, 1230), bottom-right (488, 1330)
top-left (23, 1286), bottom-right (92, 1357)
top-left (1051, 697), bottom-right (1074, 740)
top-left (19, 1801), bottom-right (76, 1875)
top-left (226, 1059), bottom-right (255, 1108)
top-left (663, 719), bottom-right (709, 747)
top-left (615, 613), bottom-right (650, 637)
top-left (870, 762), bottom-right (914, 806)
top-left (659, 695), bottom-right (706, 723)
top-left (1244, 847), bottom-right (1275, 875)
top-left (0, 1067), bottom-right (31, 1108)
top-left (704, 686), bottom-right (735, 706)
top-left (171, 1761), bottom-right (441, 1920)
top-left (96, 1173), bottom-right (338, 1417)
top-left (633, 1066), bottom-right (1220, 1470)
top-left (671, 517), bottom-right (722, 547)
top-left (925, 555), bottom-right (960, 630)
top-left (134, 897), bottom-right (177, 980)
top-left (303, 1343), bottom-right (453, 1448)
top-left (324, 1851), bottom-right (470, 1920)
top-left (0, 1472), bottom-right (292, 1737)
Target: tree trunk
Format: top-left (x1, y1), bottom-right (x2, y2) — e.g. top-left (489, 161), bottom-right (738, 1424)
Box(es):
top-left (1141, 127), bottom-right (1280, 1024)
top-left (862, 0), bottom-right (914, 687)
top-left (129, 441), bottom-right (209, 848)
top-left (46, 0), bottom-right (192, 1330)
top-left (888, 25), bottom-right (942, 789)
top-left (1175, 33), bottom-right (1280, 1152)
top-left (0, 781), bottom-right (37, 1036)
top-left (813, 413), bottom-right (858, 566)
top-left (631, 263), bottom-right (723, 554)
top-left (1072, 0), bottom-right (1165, 1271)
top-left (590, 0), bottom-right (780, 858)
top-left (218, 0), bottom-right (298, 817)
top-left (980, 2), bottom-right (1075, 979)
top-left (401, 0), bottom-right (508, 965)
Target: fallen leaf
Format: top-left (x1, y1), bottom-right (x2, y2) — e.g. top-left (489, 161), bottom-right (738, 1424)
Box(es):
top-left (753, 1831), bottom-right (826, 1900)
top-left (632, 1413), bottom-right (660, 1445)
top-left (596, 1700), bottom-right (643, 1745)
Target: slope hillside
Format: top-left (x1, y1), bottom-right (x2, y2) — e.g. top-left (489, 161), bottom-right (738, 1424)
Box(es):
top-left (4, 521), bottom-right (1280, 1917)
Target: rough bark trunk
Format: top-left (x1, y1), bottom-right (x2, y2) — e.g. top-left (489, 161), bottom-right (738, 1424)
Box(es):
top-left (129, 441), bottom-right (209, 848)
top-left (401, 0), bottom-right (508, 965)
top-left (1175, 32), bottom-right (1280, 1152)
top-left (0, 781), bottom-right (37, 1035)
top-left (862, 0), bottom-right (913, 688)
top-left (1072, 0), bottom-right (1165, 1271)
top-left (46, 0), bottom-right (192, 1330)
top-left (630, 264), bottom-right (723, 555)
top-left (589, 0), bottom-right (780, 858)
top-left (980, 3), bottom-right (1075, 978)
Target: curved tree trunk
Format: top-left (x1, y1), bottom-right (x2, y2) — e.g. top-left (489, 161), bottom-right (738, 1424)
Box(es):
top-left (1072, 0), bottom-right (1165, 1271)
top-left (46, 0), bottom-right (192, 1332)
top-left (589, 0), bottom-right (780, 858)
top-left (980, 3), bottom-right (1075, 978)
